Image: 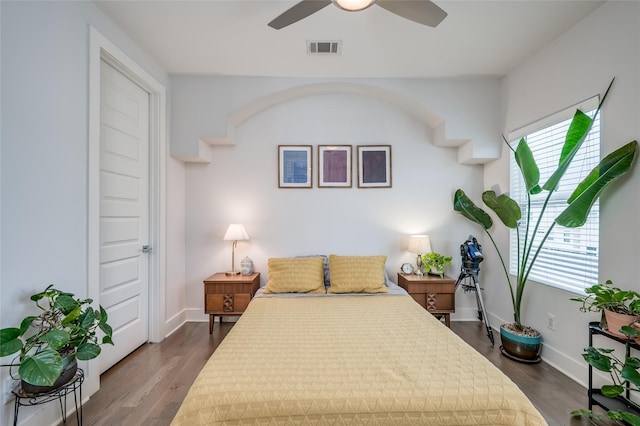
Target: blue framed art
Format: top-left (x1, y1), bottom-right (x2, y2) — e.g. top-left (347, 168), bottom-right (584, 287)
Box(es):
top-left (278, 145), bottom-right (312, 188)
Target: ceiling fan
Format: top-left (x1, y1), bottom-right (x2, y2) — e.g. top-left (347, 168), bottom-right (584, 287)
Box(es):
top-left (268, 0), bottom-right (447, 30)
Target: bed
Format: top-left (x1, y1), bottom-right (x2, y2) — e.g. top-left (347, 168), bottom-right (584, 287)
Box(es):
top-left (172, 255), bottom-right (547, 425)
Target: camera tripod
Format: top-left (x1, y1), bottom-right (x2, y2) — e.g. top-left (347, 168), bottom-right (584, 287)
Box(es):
top-left (456, 265), bottom-right (494, 346)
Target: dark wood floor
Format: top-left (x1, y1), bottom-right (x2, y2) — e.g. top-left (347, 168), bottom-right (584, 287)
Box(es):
top-left (59, 320), bottom-right (604, 426)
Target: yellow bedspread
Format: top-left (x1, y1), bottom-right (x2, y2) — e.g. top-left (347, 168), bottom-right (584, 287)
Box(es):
top-left (172, 295), bottom-right (547, 425)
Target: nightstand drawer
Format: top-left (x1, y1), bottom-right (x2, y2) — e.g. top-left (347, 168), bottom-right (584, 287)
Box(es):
top-left (206, 293), bottom-right (252, 313)
top-left (403, 282), bottom-right (455, 295)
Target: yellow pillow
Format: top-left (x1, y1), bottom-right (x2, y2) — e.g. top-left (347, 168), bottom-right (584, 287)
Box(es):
top-left (264, 257), bottom-right (326, 294)
top-left (328, 255), bottom-right (389, 294)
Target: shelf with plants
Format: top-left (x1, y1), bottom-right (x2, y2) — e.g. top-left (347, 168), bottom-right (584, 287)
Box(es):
top-left (574, 322), bottom-right (640, 425)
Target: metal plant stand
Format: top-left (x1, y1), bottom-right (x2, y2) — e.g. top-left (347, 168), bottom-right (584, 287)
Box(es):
top-left (12, 368), bottom-right (83, 426)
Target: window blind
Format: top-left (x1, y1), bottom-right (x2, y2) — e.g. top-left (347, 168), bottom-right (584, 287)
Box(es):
top-left (509, 106), bottom-right (600, 295)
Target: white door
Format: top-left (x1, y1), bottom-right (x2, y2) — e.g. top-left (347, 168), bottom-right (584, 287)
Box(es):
top-left (98, 60), bottom-right (150, 372)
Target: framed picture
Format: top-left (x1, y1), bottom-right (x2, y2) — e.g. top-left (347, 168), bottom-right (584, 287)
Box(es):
top-left (357, 145), bottom-right (392, 188)
top-left (278, 145), bottom-right (312, 188)
top-left (318, 145), bottom-right (352, 188)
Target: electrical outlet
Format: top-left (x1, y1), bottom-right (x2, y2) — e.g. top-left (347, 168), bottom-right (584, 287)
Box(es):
top-left (547, 313), bottom-right (557, 331)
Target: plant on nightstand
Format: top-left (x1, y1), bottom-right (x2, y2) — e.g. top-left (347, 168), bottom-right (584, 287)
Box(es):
top-left (420, 252), bottom-right (452, 278)
top-left (0, 285), bottom-right (113, 393)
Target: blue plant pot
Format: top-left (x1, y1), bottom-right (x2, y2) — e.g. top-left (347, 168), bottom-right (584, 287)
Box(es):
top-left (499, 324), bottom-right (542, 363)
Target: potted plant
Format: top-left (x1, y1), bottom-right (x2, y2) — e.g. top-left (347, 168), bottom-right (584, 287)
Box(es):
top-left (453, 79), bottom-right (638, 362)
top-left (572, 325), bottom-right (640, 425)
top-left (0, 285), bottom-right (113, 393)
top-left (420, 252), bottom-right (452, 278)
top-left (571, 280), bottom-right (640, 338)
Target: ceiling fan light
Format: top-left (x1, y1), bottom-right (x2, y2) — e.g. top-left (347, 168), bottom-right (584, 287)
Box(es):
top-left (333, 0), bottom-right (375, 12)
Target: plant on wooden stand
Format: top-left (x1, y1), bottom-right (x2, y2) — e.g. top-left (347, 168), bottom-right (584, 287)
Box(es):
top-left (453, 79), bottom-right (638, 362)
top-left (0, 285), bottom-right (113, 393)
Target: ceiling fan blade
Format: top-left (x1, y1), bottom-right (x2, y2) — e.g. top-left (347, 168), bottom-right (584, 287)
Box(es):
top-left (268, 0), bottom-right (333, 29)
top-left (376, 0), bottom-right (447, 28)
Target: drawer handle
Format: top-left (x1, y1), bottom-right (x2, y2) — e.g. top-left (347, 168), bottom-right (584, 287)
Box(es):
top-left (427, 293), bottom-right (437, 311)
top-left (223, 294), bottom-right (233, 312)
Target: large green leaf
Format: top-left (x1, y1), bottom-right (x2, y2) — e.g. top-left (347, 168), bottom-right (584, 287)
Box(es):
top-left (78, 308), bottom-right (96, 330)
top-left (601, 384), bottom-right (624, 398)
top-left (76, 342), bottom-right (101, 360)
top-left (40, 329), bottom-right (70, 351)
top-left (622, 364), bottom-right (640, 387)
top-left (99, 305), bottom-right (109, 325)
top-left (18, 349), bottom-right (63, 387)
top-left (99, 322), bottom-right (114, 342)
top-left (556, 141), bottom-right (638, 227)
top-left (514, 139), bottom-right (541, 194)
top-left (543, 110), bottom-right (594, 192)
top-left (55, 294), bottom-right (79, 314)
top-left (453, 189), bottom-right (493, 230)
top-left (482, 190), bottom-right (521, 229)
top-left (0, 328), bottom-right (23, 356)
top-left (626, 356), bottom-right (640, 369)
top-left (583, 347), bottom-right (612, 372)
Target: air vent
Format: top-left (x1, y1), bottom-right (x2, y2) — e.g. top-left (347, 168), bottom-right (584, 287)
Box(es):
top-left (307, 40), bottom-right (341, 55)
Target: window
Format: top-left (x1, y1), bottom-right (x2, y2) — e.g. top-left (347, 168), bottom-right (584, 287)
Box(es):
top-left (509, 99), bottom-right (600, 294)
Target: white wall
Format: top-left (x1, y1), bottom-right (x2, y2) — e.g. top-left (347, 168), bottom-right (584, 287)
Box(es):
top-left (481, 0), bottom-right (640, 385)
top-left (171, 76), bottom-right (501, 321)
top-left (0, 2), bottom-right (183, 425)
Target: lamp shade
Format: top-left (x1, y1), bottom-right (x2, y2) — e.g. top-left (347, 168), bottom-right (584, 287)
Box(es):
top-left (408, 235), bottom-right (432, 254)
top-left (223, 224), bottom-right (250, 241)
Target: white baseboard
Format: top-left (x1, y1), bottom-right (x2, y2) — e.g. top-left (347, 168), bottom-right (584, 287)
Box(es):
top-left (164, 310), bottom-right (188, 338)
top-left (452, 306), bottom-right (486, 322)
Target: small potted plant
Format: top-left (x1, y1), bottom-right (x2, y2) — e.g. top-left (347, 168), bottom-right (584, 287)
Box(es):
top-left (420, 252), bottom-right (452, 278)
top-left (0, 285), bottom-right (114, 393)
top-left (571, 280), bottom-right (640, 338)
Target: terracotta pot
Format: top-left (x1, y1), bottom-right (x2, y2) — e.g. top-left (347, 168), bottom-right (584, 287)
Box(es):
top-left (633, 322), bottom-right (640, 344)
top-left (603, 309), bottom-right (640, 339)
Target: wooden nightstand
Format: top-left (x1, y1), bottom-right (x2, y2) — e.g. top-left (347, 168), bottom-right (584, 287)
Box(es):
top-left (397, 273), bottom-right (456, 327)
top-left (203, 272), bottom-right (260, 334)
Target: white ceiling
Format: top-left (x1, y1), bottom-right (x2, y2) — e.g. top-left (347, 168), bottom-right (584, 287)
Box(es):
top-left (94, 0), bottom-right (604, 78)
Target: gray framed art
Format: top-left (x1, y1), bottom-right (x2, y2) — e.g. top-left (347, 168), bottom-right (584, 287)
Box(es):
top-left (357, 145), bottom-right (391, 188)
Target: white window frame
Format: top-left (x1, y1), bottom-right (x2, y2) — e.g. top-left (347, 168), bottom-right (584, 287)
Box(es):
top-left (508, 97), bottom-right (600, 295)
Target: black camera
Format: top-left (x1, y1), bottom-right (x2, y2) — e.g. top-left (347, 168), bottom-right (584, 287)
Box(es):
top-left (460, 235), bottom-right (483, 270)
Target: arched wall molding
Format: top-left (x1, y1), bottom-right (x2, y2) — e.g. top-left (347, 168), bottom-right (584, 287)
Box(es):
top-left (175, 82), bottom-right (495, 164)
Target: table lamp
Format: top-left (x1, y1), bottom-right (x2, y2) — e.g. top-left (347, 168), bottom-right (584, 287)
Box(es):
top-left (408, 235), bottom-right (432, 275)
top-left (223, 224), bottom-right (250, 276)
